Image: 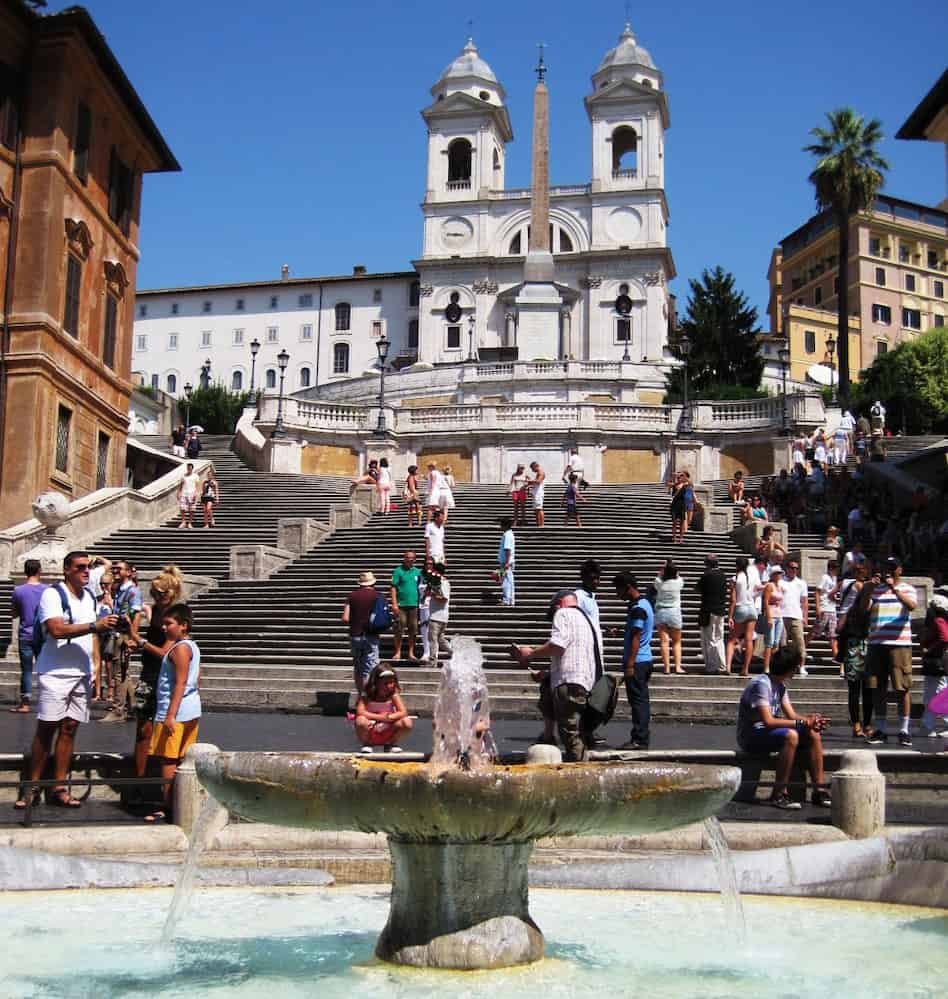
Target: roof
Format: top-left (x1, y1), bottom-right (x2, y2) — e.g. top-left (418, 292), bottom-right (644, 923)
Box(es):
top-left (137, 269), bottom-right (419, 297)
top-left (12, 2), bottom-right (179, 172)
top-left (596, 22), bottom-right (656, 74)
top-left (438, 37), bottom-right (498, 86)
top-left (896, 68), bottom-right (948, 140)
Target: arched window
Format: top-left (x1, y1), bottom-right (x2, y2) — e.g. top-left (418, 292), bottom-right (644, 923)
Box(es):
top-left (409, 281), bottom-right (420, 307)
top-left (612, 126), bottom-right (638, 176)
top-left (166, 373), bottom-right (177, 394)
top-left (299, 366), bottom-right (311, 388)
top-left (559, 229), bottom-right (574, 253)
top-left (265, 368), bottom-right (276, 389)
top-left (508, 231), bottom-right (522, 255)
top-left (447, 138), bottom-right (472, 185)
top-left (333, 342), bottom-right (349, 374)
top-left (334, 302), bottom-right (351, 331)
top-left (231, 370), bottom-right (243, 391)
top-left (408, 319), bottom-right (419, 350)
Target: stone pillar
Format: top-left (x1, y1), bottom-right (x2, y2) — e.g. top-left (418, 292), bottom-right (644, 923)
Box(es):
top-left (175, 743), bottom-right (229, 838)
top-left (504, 312), bottom-right (516, 348)
top-left (277, 517), bottom-right (331, 554)
top-left (831, 750), bottom-right (885, 839)
top-left (264, 436), bottom-right (301, 474)
top-left (772, 437), bottom-right (792, 473)
top-left (671, 440), bottom-right (702, 481)
top-left (560, 308), bottom-right (572, 359)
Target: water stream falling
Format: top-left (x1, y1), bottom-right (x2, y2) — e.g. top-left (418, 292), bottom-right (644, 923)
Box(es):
top-left (429, 637), bottom-right (497, 770)
top-left (161, 796), bottom-right (227, 943)
top-left (703, 816), bottom-right (747, 940)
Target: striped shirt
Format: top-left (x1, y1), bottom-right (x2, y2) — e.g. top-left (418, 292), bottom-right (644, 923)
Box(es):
top-left (549, 606), bottom-right (596, 691)
top-left (868, 583), bottom-right (916, 646)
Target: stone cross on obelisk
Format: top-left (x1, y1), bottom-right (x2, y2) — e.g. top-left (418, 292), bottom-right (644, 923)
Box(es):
top-left (515, 42), bottom-right (564, 359)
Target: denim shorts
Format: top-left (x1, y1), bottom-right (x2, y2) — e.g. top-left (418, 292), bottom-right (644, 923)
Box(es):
top-left (654, 608), bottom-right (682, 631)
top-left (764, 617), bottom-right (784, 649)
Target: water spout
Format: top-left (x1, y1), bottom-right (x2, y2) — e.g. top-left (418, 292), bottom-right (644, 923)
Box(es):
top-left (703, 816), bottom-right (746, 941)
top-left (429, 637), bottom-right (496, 770)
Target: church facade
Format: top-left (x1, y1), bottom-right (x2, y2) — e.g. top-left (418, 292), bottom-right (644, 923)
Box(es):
top-left (133, 24), bottom-right (676, 406)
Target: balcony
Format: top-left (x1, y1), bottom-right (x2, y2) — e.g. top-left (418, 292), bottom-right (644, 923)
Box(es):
top-left (446, 179), bottom-right (471, 192)
top-left (612, 169), bottom-right (637, 180)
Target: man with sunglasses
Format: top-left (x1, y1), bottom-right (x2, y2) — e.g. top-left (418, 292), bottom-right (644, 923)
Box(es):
top-left (15, 551), bottom-right (118, 810)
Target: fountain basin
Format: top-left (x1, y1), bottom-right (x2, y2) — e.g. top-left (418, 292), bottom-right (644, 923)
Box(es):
top-left (195, 751), bottom-right (741, 968)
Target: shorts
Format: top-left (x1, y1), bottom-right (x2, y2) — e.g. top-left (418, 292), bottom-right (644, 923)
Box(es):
top-left (654, 608), bottom-right (682, 631)
top-left (350, 635), bottom-right (380, 680)
top-left (813, 612), bottom-right (837, 639)
top-left (783, 619), bottom-right (805, 653)
top-left (149, 718), bottom-right (200, 759)
top-left (740, 725), bottom-right (811, 755)
top-left (179, 495), bottom-right (197, 512)
top-left (533, 486), bottom-right (545, 509)
top-left (763, 617), bottom-right (784, 649)
top-left (37, 671), bottom-right (91, 724)
top-left (361, 719), bottom-right (396, 746)
top-left (733, 604), bottom-right (756, 625)
top-left (511, 490), bottom-right (527, 503)
top-left (867, 645), bottom-right (913, 694)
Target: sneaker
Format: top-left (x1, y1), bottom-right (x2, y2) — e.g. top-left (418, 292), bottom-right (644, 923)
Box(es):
top-left (812, 789), bottom-right (832, 808)
top-left (798, 668), bottom-right (809, 677)
top-left (619, 740), bottom-right (647, 750)
top-left (770, 793), bottom-right (802, 810)
top-left (898, 732), bottom-right (912, 747)
top-left (866, 731), bottom-right (888, 745)
top-left (383, 745), bottom-right (404, 754)
top-left (358, 746), bottom-right (376, 754)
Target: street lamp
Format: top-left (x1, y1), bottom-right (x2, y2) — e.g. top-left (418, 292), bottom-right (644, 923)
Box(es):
top-left (824, 334), bottom-right (837, 406)
top-left (679, 335), bottom-right (692, 435)
top-left (375, 335), bottom-right (391, 435)
top-left (467, 314), bottom-right (476, 362)
top-left (778, 341), bottom-right (791, 435)
top-left (271, 348), bottom-right (290, 438)
top-left (249, 338), bottom-right (261, 397)
top-left (200, 357), bottom-right (211, 390)
top-left (183, 381), bottom-right (193, 429)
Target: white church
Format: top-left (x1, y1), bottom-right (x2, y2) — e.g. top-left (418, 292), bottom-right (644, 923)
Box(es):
top-left (133, 23), bottom-right (675, 404)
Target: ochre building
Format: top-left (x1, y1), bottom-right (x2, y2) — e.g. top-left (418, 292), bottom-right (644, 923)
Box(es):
top-left (0, 1), bottom-right (178, 529)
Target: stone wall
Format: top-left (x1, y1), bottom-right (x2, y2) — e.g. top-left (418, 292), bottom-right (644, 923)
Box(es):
top-left (602, 447), bottom-right (661, 483)
top-left (720, 442), bottom-right (777, 478)
top-left (301, 444), bottom-right (359, 477)
top-left (417, 448), bottom-right (474, 481)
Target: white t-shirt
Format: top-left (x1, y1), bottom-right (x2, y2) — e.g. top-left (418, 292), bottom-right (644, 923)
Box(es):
top-left (568, 453), bottom-right (584, 473)
top-left (181, 472), bottom-right (201, 498)
top-left (780, 577), bottom-right (808, 620)
top-left (425, 521), bottom-right (445, 561)
top-left (37, 584), bottom-right (96, 675)
top-left (428, 578), bottom-right (451, 623)
top-left (839, 412), bottom-right (855, 432)
top-left (818, 573), bottom-right (838, 614)
top-left (500, 528), bottom-right (516, 568)
top-left (748, 564), bottom-right (763, 612)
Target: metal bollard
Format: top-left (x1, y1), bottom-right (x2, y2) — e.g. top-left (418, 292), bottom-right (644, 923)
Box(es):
top-left (831, 749), bottom-right (886, 838)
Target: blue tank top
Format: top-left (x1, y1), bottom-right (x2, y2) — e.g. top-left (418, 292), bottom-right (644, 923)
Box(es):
top-left (154, 639), bottom-right (201, 722)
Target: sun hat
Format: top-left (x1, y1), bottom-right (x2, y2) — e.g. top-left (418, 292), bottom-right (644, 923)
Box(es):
top-left (358, 571), bottom-right (377, 586)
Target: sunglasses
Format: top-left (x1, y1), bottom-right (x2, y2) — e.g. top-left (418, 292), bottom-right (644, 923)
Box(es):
top-left (72, 563), bottom-right (91, 571)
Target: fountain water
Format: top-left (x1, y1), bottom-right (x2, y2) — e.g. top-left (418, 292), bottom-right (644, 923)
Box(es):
top-left (194, 639), bottom-right (742, 969)
top-left (702, 816), bottom-right (747, 940)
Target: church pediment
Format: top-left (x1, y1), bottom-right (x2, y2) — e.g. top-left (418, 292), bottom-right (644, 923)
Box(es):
top-left (422, 92), bottom-right (513, 141)
top-left (585, 81), bottom-right (670, 126)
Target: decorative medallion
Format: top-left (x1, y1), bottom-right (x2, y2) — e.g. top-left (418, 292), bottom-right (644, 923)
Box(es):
top-left (440, 216), bottom-right (474, 250)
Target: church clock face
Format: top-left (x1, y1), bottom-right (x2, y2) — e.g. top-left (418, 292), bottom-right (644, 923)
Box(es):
top-left (441, 216), bottom-right (473, 250)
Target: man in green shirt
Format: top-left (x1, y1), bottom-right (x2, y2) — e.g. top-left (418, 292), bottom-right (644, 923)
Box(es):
top-left (390, 550), bottom-right (422, 661)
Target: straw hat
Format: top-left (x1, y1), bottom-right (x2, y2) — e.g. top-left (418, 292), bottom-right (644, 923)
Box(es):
top-left (358, 571), bottom-right (377, 586)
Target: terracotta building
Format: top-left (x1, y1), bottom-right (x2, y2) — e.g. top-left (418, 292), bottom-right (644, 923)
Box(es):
top-left (0, 1), bottom-right (178, 529)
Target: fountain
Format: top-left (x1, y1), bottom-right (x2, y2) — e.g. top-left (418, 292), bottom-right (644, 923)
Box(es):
top-left (195, 638), bottom-right (742, 969)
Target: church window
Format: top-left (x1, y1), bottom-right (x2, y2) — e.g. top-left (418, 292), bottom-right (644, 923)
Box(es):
top-left (479, 91), bottom-right (490, 101)
top-left (559, 229), bottom-right (573, 253)
top-left (409, 281), bottom-right (420, 307)
top-left (265, 368), bottom-right (277, 389)
top-left (299, 366), bottom-right (311, 388)
top-left (231, 370), bottom-right (243, 391)
top-left (446, 325), bottom-right (461, 350)
top-left (447, 138), bottom-right (472, 186)
top-left (612, 126), bottom-right (638, 177)
top-left (508, 231), bottom-right (522, 255)
top-left (63, 254), bottom-right (82, 338)
top-left (335, 302), bottom-right (351, 331)
top-left (166, 373), bottom-right (177, 394)
top-left (333, 342), bottom-right (350, 374)
top-left (408, 319), bottom-right (419, 350)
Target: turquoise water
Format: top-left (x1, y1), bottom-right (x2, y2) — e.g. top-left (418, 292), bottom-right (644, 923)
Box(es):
top-left (3, 886), bottom-right (947, 998)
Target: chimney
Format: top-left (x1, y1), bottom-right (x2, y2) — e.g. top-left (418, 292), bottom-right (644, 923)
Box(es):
top-left (281, 264), bottom-right (289, 281)
top-left (353, 264), bottom-right (367, 276)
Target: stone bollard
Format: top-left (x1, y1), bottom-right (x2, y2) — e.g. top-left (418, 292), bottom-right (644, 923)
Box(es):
top-left (174, 743), bottom-right (228, 838)
top-left (525, 744), bottom-right (563, 765)
top-left (831, 749), bottom-right (885, 838)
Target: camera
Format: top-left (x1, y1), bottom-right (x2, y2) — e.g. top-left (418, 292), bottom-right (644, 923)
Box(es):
top-left (114, 614), bottom-right (132, 635)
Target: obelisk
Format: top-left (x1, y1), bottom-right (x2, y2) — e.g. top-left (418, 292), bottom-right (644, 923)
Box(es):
top-left (515, 45), bottom-right (564, 359)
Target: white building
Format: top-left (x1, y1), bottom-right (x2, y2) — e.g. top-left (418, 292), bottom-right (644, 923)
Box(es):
top-left (133, 23), bottom-right (675, 404)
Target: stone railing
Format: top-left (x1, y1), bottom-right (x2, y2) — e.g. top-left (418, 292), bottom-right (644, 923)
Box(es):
top-left (594, 404), bottom-right (675, 430)
top-left (690, 393), bottom-right (824, 431)
top-left (256, 396), bottom-right (368, 431)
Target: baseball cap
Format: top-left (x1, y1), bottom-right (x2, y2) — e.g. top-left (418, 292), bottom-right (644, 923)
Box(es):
top-left (769, 565), bottom-right (785, 575)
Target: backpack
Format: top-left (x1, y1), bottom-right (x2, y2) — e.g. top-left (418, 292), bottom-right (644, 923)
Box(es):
top-left (31, 583), bottom-right (94, 658)
top-left (366, 593), bottom-right (392, 635)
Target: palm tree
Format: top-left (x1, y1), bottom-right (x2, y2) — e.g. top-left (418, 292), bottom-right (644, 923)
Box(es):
top-left (804, 109), bottom-right (888, 403)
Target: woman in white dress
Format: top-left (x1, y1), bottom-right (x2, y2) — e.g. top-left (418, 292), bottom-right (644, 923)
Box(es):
top-left (376, 457), bottom-right (393, 515)
top-left (440, 465), bottom-right (457, 523)
top-left (426, 462), bottom-right (456, 522)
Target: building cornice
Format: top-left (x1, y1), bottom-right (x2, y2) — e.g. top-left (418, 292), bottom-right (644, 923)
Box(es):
top-left (137, 270), bottom-right (419, 298)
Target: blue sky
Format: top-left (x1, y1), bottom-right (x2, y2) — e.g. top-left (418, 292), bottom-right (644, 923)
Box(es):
top-left (63, 0), bottom-right (947, 322)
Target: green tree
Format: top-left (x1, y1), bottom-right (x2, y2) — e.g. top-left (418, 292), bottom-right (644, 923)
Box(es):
top-left (185, 383), bottom-right (252, 434)
top-left (854, 328), bottom-right (948, 434)
top-left (804, 108), bottom-right (889, 404)
top-left (667, 266), bottom-right (763, 398)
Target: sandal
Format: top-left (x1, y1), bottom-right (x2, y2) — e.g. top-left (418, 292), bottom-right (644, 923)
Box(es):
top-left (49, 789), bottom-right (82, 809)
top-left (9, 704), bottom-right (30, 714)
top-left (14, 788), bottom-right (41, 810)
top-left (143, 811), bottom-right (167, 824)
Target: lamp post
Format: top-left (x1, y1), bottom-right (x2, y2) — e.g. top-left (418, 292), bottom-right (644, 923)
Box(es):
top-left (200, 357), bottom-right (211, 390)
top-left (621, 320), bottom-right (631, 362)
top-left (824, 334), bottom-right (837, 406)
top-left (183, 382), bottom-right (193, 429)
top-left (679, 335), bottom-right (692, 435)
top-left (271, 349), bottom-right (290, 438)
top-left (778, 341), bottom-right (791, 435)
top-left (467, 314), bottom-right (476, 362)
top-left (249, 338), bottom-right (261, 398)
top-left (375, 335), bottom-right (391, 435)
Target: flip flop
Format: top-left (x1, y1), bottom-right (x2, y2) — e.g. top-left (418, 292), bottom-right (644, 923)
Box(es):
top-left (143, 811), bottom-right (167, 824)
top-left (14, 789), bottom-right (41, 810)
top-left (49, 790), bottom-right (82, 809)
top-left (8, 705), bottom-right (30, 714)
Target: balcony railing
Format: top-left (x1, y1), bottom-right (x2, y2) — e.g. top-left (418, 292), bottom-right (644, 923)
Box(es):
top-left (446, 179), bottom-right (471, 191)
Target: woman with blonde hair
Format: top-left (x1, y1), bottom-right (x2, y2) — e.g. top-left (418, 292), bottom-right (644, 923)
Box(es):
top-left (440, 465), bottom-right (457, 522)
top-left (201, 470), bottom-right (220, 528)
top-left (130, 564), bottom-right (185, 779)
